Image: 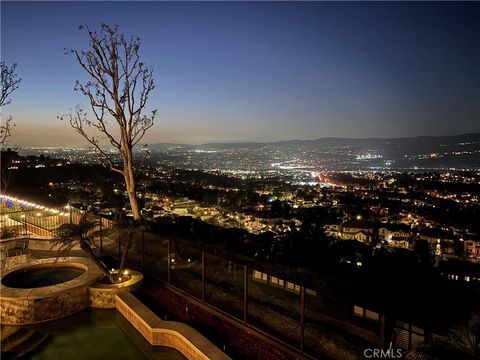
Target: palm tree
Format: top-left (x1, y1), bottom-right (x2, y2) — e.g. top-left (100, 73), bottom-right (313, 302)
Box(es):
top-left (52, 214), bottom-right (147, 282)
top-left (51, 215), bottom-right (109, 277)
top-left (407, 313), bottom-right (480, 360)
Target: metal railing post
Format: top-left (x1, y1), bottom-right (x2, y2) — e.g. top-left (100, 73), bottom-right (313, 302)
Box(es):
top-left (118, 231), bottom-right (121, 261)
top-left (100, 217), bottom-right (103, 251)
top-left (23, 210), bottom-right (27, 237)
top-left (243, 265), bottom-right (248, 323)
top-left (380, 314), bottom-right (385, 348)
top-left (201, 251), bottom-right (206, 301)
top-left (300, 286), bottom-right (305, 352)
top-left (141, 230), bottom-right (145, 271)
top-left (167, 238), bottom-right (171, 283)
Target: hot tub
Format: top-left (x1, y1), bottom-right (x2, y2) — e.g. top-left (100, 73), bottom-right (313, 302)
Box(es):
top-left (0, 257), bottom-right (104, 325)
top-left (2, 265), bottom-right (85, 288)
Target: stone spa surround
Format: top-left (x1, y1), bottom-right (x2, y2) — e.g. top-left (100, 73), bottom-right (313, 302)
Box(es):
top-left (0, 257), bottom-right (104, 325)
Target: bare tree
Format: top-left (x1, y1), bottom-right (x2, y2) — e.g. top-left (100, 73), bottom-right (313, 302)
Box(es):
top-left (63, 24), bottom-right (156, 220)
top-left (0, 62), bottom-right (21, 146)
top-left (1, 148), bottom-right (18, 193)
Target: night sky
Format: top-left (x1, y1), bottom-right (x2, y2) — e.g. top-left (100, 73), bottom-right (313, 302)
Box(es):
top-left (1, 1), bottom-right (479, 146)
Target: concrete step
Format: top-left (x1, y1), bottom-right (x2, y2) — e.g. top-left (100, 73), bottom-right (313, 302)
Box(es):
top-left (0, 325), bottom-right (22, 342)
top-left (1, 327), bottom-right (36, 352)
top-left (10, 332), bottom-right (51, 359)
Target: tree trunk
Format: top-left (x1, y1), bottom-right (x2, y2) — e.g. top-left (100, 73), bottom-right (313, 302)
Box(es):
top-left (123, 144), bottom-right (142, 221)
top-left (125, 172), bottom-right (141, 220)
top-left (80, 242), bottom-right (109, 277)
top-left (118, 229), bottom-right (135, 276)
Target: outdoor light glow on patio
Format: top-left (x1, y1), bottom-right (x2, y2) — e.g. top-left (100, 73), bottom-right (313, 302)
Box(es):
top-left (0, 195), bottom-right (72, 215)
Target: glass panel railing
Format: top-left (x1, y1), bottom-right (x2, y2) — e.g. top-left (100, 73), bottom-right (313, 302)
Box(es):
top-left (142, 233), bottom-right (169, 282)
top-left (124, 229), bottom-right (144, 271)
top-left (169, 242), bottom-right (202, 299)
top-left (204, 253), bottom-right (244, 320)
top-left (99, 228), bottom-right (121, 259)
top-left (41, 209), bottom-right (391, 359)
top-left (304, 290), bottom-right (379, 359)
top-left (247, 268), bottom-right (301, 347)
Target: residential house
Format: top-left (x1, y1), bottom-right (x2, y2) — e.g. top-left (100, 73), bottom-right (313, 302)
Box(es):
top-left (464, 234), bottom-right (480, 260)
top-left (324, 220), bottom-right (343, 238)
top-left (418, 228), bottom-right (459, 255)
top-left (378, 224), bottom-right (412, 249)
top-left (341, 219), bottom-right (375, 243)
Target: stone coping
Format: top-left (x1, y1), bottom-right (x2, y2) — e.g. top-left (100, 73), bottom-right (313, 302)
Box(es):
top-left (0, 257), bottom-right (104, 300)
top-left (90, 269), bottom-right (143, 290)
top-left (116, 292), bottom-right (230, 360)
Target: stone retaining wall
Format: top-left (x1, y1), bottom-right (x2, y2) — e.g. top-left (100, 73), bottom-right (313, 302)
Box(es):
top-left (1, 286), bottom-right (91, 325)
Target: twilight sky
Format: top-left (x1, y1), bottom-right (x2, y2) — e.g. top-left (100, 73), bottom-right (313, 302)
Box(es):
top-left (1, 1), bottom-right (479, 146)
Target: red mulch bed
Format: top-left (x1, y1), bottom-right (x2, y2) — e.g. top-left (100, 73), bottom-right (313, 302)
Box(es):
top-left (141, 283), bottom-right (295, 360)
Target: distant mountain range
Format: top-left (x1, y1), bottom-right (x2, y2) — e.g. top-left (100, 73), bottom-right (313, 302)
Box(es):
top-left (150, 133), bottom-right (480, 151)
top-left (148, 133), bottom-right (480, 171)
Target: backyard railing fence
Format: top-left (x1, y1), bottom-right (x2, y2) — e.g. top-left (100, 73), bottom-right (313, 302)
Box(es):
top-left (0, 202), bottom-right (424, 358)
top-left (95, 218), bottom-right (392, 358)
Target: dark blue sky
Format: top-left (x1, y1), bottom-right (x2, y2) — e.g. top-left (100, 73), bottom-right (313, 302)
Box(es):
top-left (2, 1), bottom-right (479, 146)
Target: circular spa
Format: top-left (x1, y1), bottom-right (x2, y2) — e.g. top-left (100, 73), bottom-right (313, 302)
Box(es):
top-left (0, 257), bottom-right (104, 325)
top-left (2, 265), bottom-right (85, 288)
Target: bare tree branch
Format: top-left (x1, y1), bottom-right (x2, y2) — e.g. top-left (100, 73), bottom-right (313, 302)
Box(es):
top-left (0, 62), bottom-right (21, 107)
top-left (0, 146), bottom-right (19, 193)
top-left (0, 116), bottom-right (14, 146)
top-left (62, 24), bottom-right (156, 220)
top-left (133, 144), bottom-right (151, 173)
top-left (0, 62), bottom-right (21, 146)
top-left (59, 106), bottom-right (124, 175)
